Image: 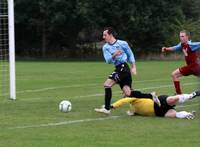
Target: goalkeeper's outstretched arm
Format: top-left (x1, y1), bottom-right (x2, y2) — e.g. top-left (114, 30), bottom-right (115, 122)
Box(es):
top-left (112, 98), bottom-right (136, 108)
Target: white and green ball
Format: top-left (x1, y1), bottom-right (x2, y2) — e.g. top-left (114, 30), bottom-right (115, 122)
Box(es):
top-left (59, 100), bottom-right (72, 112)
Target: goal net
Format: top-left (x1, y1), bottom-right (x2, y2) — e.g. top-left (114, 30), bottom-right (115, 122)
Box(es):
top-left (0, 0), bottom-right (16, 100)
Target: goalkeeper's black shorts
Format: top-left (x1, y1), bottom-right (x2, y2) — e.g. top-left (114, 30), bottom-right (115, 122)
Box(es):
top-left (154, 95), bottom-right (175, 117)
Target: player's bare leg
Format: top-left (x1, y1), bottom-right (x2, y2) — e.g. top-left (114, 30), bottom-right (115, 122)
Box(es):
top-left (122, 85), bottom-right (132, 97)
top-left (166, 90), bottom-right (200, 106)
top-left (165, 109), bottom-right (195, 119)
top-left (164, 109), bottom-right (176, 118)
top-left (165, 90), bottom-right (200, 119)
top-left (172, 69), bottom-right (183, 94)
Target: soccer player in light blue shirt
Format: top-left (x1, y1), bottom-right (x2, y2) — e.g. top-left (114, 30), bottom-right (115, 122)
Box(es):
top-left (95, 27), bottom-right (136, 114)
top-left (102, 39), bottom-right (136, 66)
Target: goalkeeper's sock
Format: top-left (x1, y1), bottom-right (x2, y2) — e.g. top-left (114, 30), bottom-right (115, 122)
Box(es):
top-left (176, 111), bottom-right (193, 119)
top-left (178, 94), bottom-right (193, 103)
top-left (104, 87), bottom-right (112, 110)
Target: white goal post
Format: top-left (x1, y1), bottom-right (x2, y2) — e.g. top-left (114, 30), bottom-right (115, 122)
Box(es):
top-left (0, 0), bottom-right (16, 100)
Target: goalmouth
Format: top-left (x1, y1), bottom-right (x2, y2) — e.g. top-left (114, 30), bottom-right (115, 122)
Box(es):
top-left (0, 0), bottom-right (16, 100)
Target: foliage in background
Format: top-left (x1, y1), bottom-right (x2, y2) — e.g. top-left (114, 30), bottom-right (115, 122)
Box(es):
top-left (14, 0), bottom-right (199, 58)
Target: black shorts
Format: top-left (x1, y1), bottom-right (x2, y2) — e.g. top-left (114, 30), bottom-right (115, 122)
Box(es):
top-left (154, 95), bottom-right (175, 117)
top-left (108, 62), bottom-right (132, 89)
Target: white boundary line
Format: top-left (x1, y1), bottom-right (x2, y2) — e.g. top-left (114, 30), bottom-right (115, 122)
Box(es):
top-left (57, 81), bottom-right (199, 99)
top-left (1, 77), bottom-right (198, 96)
top-left (137, 82), bottom-right (199, 90)
top-left (9, 103), bottom-right (199, 129)
top-left (6, 81), bottom-right (198, 101)
top-left (4, 81), bottom-right (200, 97)
top-left (9, 116), bottom-right (121, 129)
top-left (16, 83), bottom-right (98, 94)
top-left (177, 103), bottom-right (199, 108)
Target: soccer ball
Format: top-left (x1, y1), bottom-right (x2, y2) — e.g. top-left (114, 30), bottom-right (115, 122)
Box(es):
top-left (59, 100), bottom-right (72, 112)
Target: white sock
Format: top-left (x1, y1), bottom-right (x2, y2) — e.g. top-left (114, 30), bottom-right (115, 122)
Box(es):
top-left (178, 94), bottom-right (192, 103)
top-left (176, 111), bottom-right (192, 119)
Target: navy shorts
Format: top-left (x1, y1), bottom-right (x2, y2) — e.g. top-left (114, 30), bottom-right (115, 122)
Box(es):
top-left (108, 62), bottom-right (132, 89)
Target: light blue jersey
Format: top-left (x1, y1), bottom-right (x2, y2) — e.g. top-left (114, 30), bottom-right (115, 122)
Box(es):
top-left (102, 40), bottom-right (135, 66)
top-left (172, 41), bottom-right (200, 51)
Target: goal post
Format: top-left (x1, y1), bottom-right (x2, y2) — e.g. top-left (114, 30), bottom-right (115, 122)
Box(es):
top-left (8, 0), bottom-right (16, 100)
top-left (0, 0), bottom-right (16, 100)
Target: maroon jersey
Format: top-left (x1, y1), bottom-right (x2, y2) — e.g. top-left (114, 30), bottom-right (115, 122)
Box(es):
top-left (181, 43), bottom-right (199, 65)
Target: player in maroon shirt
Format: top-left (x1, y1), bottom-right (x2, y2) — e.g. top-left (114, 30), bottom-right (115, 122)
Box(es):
top-left (162, 30), bottom-right (200, 94)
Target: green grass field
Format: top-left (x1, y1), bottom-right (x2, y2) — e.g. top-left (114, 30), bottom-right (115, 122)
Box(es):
top-left (0, 61), bottom-right (200, 147)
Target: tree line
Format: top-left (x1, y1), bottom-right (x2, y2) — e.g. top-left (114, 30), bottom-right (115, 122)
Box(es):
top-left (15, 0), bottom-right (200, 59)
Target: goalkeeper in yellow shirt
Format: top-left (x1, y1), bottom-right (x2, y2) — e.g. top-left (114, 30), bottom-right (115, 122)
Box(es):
top-left (110, 90), bottom-right (200, 119)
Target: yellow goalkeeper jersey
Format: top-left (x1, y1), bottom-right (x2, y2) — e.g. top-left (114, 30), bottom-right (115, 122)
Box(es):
top-left (112, 97), bottom-right (155, 116)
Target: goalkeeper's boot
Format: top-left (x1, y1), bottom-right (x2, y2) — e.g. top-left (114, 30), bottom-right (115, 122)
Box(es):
top-left (186, 111), bottom-right (196, 120)
top-left (94, 107), bottom-right (111, 114)
top-left (151, 92), bottom-right (161, 107)
top-left (190, 90), bottom-right (200, 99)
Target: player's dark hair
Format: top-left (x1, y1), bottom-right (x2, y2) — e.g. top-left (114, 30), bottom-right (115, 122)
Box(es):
top-left (103, 27), bottom-right (117, 37)
top-left (104, 27), bottom-right (114, 35)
